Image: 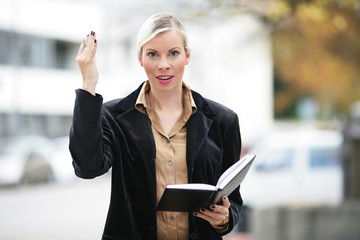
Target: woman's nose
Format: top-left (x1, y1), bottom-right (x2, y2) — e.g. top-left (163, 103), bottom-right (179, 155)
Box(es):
top-left (158, 57), bottom-right (170, 70)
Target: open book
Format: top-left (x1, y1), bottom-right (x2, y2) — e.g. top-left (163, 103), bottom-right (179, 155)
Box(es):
top-left (156, 154), bottom-right (256, 212)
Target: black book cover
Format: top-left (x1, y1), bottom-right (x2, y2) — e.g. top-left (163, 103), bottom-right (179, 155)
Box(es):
top-left (157, 154), bottom-right (255, 212)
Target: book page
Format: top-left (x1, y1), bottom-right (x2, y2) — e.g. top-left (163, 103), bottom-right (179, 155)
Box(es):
top-left (216, 154), bottom-right (255, 190)
top-left (167, 183), bottom-right (217, 191)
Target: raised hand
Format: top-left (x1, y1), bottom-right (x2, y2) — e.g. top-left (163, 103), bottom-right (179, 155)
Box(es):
top-left (75, 31), bottom-right (99, 96)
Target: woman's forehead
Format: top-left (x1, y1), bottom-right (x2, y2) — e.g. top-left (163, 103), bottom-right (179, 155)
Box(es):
top-left (143, 31), bottom-right (184, 51)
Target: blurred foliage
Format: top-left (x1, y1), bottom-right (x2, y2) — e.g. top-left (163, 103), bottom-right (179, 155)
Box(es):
top-left (203, 0), bottom-right (360, 119)
top-left (269, 0), bottom-right (360, 119)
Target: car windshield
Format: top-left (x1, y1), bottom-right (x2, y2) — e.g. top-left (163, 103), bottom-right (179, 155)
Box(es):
top-left (256, 149), bottom-right (295, 171)
top-left (0, 139), bottom-right (19, 156)
top-left (310, 147), bottom-right (341, 168)
top-left (0, 137), bottom-right (49, 157)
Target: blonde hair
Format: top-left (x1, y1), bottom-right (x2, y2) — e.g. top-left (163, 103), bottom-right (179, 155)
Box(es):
top-left (137, 13), bottom-right (189, 56)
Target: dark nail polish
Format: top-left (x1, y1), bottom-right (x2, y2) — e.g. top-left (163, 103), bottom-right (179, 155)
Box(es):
top-left (94, 39), bottom-right (97, 43)
top-left (87, 34), bottom-right (89, 37)
top-left (211, 205), bottom-right (215, 209)
top-left (193, 212), bottom-right (198, 216)
top-left (91, 31), bottom-right (93, 35)
top-left (200, 208), bottom-right (205, 212)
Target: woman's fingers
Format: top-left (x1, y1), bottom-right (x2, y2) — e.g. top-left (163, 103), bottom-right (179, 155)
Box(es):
top-left (76, 31), bottom-right (98, 63)
top-left (222, 195), bottom-right (231, 209)
top-left (77, 32), bottom-right (93, 56)
top-left (81, 31), bottom-right (97, 60)
top-left (193, 196), bottom-right (231, 226)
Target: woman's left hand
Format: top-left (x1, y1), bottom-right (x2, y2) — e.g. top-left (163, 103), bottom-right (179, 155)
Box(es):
top-left (193, 196), bottom-right (230, 228)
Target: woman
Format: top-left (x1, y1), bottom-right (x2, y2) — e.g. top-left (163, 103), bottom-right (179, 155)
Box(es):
top-left (70, 13), bottom-right (242, 240)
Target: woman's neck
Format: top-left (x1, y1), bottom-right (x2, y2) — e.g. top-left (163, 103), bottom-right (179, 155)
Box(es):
top-left (149, 87), bottom-right (183, 113)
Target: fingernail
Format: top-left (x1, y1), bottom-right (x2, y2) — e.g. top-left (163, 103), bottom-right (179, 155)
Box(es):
top-left (223, 196), bottom-right (227, 200)
top-left (87, 34), bottom-right (89, 37)
top-left (200, 208), bottom-right (205, 212)
top-left (193, 212), bottom-right (198, 216)
top-left (94, 39), bottom-right (97, 43)
top-left (91, 31), bottom-right (93, 35)
top-left (211, 205), bottom-right (215, 209)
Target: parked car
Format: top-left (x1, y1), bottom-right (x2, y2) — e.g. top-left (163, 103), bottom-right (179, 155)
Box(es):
top-left (0, 135), bottom-right (56, 186)
top-left (241, 128), bottom-right (344, 209)
top-left (50, 136), bottom-right (77, 183)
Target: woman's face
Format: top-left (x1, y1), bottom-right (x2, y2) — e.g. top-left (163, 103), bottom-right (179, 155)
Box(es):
top-left (138, 30), bottom-right (190, 94)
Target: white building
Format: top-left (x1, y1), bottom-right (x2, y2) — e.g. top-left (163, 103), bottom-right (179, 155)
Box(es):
top-left (0, 0), bottom-right (273, 144)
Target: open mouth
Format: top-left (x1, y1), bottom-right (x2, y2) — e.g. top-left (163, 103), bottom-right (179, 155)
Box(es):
top-left (156, 75), bottom-right (174, 80)
top-left (156, 75), bottom-right (174, 84)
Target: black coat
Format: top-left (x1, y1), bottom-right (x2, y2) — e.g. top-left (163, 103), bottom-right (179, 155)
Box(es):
top-left (69, 82), bottom-right (242, 240)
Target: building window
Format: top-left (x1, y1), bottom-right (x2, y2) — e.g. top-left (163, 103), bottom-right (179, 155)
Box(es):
top-left (0, 30), bottom-right (77, 70)
top-left (55, 40), bottom-right (78, 69)
top-left (0, 31), bottom-right (11, 65)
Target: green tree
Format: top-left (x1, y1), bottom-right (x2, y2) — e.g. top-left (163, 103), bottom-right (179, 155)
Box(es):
top-left (203, 0), bottom-right (360, 119)
top-left (269, 0), bottom-right (360, 119)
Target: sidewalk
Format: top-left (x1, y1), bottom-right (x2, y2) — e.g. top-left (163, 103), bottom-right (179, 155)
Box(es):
top-left (224, 233), bottom-right (251, 240)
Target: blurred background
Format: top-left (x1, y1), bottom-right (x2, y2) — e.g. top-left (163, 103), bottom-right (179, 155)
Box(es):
top-left (0, 0), bottom-right (359, 239)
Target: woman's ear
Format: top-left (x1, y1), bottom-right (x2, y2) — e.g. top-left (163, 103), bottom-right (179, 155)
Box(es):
top-left (138, 54), bottom-right (144, 67)
top-left (185, 49), bottom-right (191, 65)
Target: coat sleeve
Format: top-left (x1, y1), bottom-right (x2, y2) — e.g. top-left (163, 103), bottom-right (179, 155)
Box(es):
top-left (220, 112), bottom-right (242, 235)
top-left (69, 89), bottom-right (115, 179)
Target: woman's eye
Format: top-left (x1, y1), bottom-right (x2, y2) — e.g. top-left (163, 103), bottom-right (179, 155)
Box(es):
top-left (147, 52), bottom-right (157, 58)
top-left (170, 51), bottom-right (179, 57)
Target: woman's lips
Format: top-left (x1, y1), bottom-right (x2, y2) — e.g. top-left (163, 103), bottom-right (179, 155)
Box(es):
top-left (156, 75), bottom-right (174, 84)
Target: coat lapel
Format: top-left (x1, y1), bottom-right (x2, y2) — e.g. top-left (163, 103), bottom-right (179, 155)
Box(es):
top-left (112, 83), bottom-right (157, 200)
top-left (186, 90), bottom-right (215, 182)
top-left (112, 85), bottom-right (216, 186)
top-left (116, 109), bottom-right (156, 164)
top-left (186, 113), bottom-right (212, 182)
top-left (115, 105), bottom-right (157, 209)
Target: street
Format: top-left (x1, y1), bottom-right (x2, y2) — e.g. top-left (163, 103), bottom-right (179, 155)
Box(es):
top-left (0, 174), bottom-right (249, 240)
top-left (0, 175), bottom-right (111, 240)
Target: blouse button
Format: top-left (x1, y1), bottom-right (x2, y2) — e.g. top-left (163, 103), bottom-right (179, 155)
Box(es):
top-left (170, 215), bottom-right (175, 220)
top-left (168, 161), bottom-right (173, 166)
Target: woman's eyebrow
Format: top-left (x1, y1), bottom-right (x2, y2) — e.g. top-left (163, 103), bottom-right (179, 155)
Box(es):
top-left (145, 47), bottom-right (181, 53)
top-left (145, 48), bottom-right (158, 53)
top-left (168, 47), bottom-right (181, 52)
